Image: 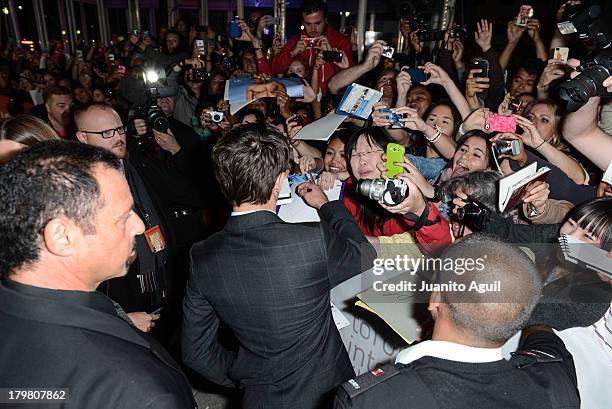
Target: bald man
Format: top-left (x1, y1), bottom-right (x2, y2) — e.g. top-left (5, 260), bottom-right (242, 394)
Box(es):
top-left (75, 103), bottom-right (173, 343)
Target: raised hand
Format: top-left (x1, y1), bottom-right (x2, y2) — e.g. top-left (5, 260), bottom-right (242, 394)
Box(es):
top-left (475, 19), bottom-right (493, 52)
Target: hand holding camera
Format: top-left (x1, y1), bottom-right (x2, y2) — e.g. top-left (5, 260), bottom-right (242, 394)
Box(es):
top-left (421, 62), bottom-right (451, 87)
top-left (490, 132), bottom-right (527, 165)
top-left (396, 68), bottom-right (413, 97)
top-left (512, 115), bottom-right (546, 149)
top-left (291, 35), bottom-right (308, 58)
top-left (378, 167), bottom-right (427, 217)
top-left (465, 68), bottom-right (490, 98)
top-left (365, 40), bottom-right (386, 70)
top-left (152, 128), bottom-right (181, 155)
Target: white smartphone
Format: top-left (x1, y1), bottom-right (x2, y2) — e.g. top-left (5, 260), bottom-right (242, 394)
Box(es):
top-left (553, 47), bottom-right (569, 63)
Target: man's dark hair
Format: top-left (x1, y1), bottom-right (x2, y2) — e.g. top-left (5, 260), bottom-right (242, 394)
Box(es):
top-left (238, 108), bottom-right (266, 124)
top-left (443, 170), bottom-right (503, 213)
top-left (43, 85), bottom-right (71, 103)
top-left (434, 234), bottom-right (542, 343)
top-left (212, 123), bottom-right (291, 206)
top-left (302, 0), bottom-right (327, 17)
top-left (514, 58), bottom-right (545, 78)
top-left (0, 141), bottom-right (120, 278)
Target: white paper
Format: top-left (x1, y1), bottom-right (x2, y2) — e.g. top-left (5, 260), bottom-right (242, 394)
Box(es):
top-left (277, 180), bottom-right (342, 223)
top-left (331, 301), bottom-right (350, 330)
top-left (29, 90), bottom-right (43, 106)
top-left (295, 113), bottom-right (346, 141)
top-left (276, 177), bottom-right (292, 206)
top-left (603, 160), bottom-right (612, 185)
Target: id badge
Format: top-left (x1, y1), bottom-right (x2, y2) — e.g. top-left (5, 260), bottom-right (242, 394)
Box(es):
top-left (144, 225), bottom-right (166, 253)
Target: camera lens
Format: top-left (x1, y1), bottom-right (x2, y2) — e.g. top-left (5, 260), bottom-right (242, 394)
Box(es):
top-left (356, 179), bottom-right (385, 202)
top-left (559, 65), bottom-right (611, 111)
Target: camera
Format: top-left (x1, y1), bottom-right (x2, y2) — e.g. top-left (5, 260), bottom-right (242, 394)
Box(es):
top-left (417, 28), bottom-right (445, 42)
top-left (137, 69), bottom-right (170, 133)
top-left (559, 48), bottom-right (612, 111)
top-left (449, 26), bottom-right (468, 39)
top-left (206, 110), bottom-right (224, 123)
top-left (356, 178), bottom-right (409, 206)
top-left (508, 97), bottom-right (524, 113)
top-left (322, 50), bottom-right (343, 62)
top-left (557, 3), bottom-right (612, 111)
top-left (187, 68), bottom-right (208, 82)
top-left (493, 139), bottom-right (521, 156)
top-left (304, 37), bottom-right (319, 48)
top-left (378, 107), bottom-right (405, 127)
top-left (455, 199), bottom-right (491, 232)
top-left (382, 46), bottom-right (395, 59)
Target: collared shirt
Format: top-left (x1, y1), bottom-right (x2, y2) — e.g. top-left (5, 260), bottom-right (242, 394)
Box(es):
top-left (2, 279), bottom-right (118, 316)
top-left (230, 209), bottom-right (276, 217)
top-left (395, 340), bottom-right (504, 365)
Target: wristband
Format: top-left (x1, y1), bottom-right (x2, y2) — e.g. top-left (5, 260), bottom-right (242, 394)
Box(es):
top-left (534, 139), bottom-right (546, 150)
top-left (425, 124), bottom-right (443, 143)
top-left (401, 200), bottom-right (440, 231)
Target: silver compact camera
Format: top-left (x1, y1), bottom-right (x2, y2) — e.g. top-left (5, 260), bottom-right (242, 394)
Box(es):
top-left (356, 178), bottom-right (408, 206)
top-left (206, 110), bottom-right (224, 123)
top-left (494, 139), bottom-right (521, 156)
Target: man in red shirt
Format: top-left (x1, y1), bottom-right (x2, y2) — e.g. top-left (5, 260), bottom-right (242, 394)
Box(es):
top-left (271, 0), bottom-right (353, 95)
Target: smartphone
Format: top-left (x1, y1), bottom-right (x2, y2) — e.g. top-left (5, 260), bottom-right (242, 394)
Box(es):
top-left (76, 49), bottom-right (84, 63)
top-left (108, 53), bottom-right (115, 62)
top-left (408, 68), bottom-right (428, 84)
top-left (229, 21), bottom-right (241, 39)
top-left (382, 46), bottom-right (395, 59)
top-left (485, 114), bottom-right (517, 133)
top-left (385, 143), bottom-right (406, 178)
top-left (552, 46), bottom-right (569, 63)
top-left (470, 58), bottom-right (489, 78)
top-left (195, 39), bottom-right (206, 58)
top-left (116, 65), bottom-right (126, 77)
top-left (516, 5), bottom-right (533, 27)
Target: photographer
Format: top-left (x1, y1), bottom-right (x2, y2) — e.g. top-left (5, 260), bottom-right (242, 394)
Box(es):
top-left (272, 0), bottom-right (353, 95)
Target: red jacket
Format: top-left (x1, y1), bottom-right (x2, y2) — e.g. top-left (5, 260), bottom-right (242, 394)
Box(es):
top-left (342, 181), bottom-right (452, 256)
top-left (271, 26), bottom-right (353, 95)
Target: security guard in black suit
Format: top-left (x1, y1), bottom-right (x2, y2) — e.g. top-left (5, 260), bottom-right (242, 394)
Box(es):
top-left (335, 236), bottom-right (580, 409)
top-left (0, 141), bottom-right (196, 409)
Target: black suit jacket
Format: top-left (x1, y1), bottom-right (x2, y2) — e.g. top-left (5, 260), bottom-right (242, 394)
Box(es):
top-left (182, 201), bottom-right (376, 409)
top-left (0, 280), bottom-right (196, 409)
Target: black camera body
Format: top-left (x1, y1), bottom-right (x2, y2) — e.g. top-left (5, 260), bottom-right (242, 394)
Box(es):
top-left (417, 28), bottom-right (445, 42)
top-left (559, 47), bottom-right (612, 111)
top-left (456, 199), bottom-right (491, 232)
top-left (188, 69), bottom-right (209, 82)
top-left (135, 85), bottom-right (170, 137)
top-left (557, 3), bottom-right (612, 111)
top-left (322, 50), bottom-right (343, 62)
top-left (449, 26), bottom-right (468, 39)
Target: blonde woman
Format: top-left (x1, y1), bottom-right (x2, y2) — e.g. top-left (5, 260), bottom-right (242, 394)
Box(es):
top-left (519, 99), bottom-right (589, 184)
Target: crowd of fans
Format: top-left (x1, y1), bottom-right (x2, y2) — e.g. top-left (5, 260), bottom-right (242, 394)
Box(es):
top-left (0, 0), bottom-right (611, 408)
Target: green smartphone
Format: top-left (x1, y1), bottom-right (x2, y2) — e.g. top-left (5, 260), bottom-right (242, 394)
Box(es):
top-left (385, 143), bottom-right (406, 178)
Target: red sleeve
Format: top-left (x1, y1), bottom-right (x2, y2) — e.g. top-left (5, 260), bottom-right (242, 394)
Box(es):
top-left (271, 36), bottom-right (299, 74)
top-left (414, 203), bottom-right (452, 256)
top-left (256, 56), bottom-right (272, 75)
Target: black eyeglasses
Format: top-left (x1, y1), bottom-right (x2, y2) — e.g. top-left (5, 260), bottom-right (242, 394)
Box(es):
top-left (82, 125), bottom-right (127, 139)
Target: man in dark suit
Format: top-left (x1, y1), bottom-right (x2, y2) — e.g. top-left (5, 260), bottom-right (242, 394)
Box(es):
top-left (182, 123), bottom-right (377, 409)
top-left (0, 141), bottom-right (196, 408)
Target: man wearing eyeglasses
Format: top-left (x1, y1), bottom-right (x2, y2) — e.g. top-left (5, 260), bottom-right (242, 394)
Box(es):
top-left (75, 102), bottom-right (176, 345)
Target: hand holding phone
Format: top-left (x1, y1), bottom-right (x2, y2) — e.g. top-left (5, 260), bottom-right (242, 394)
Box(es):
top-left (385, 143), bottom-right (406, 178)
top-left (485, 114), bottom-right (517, 133)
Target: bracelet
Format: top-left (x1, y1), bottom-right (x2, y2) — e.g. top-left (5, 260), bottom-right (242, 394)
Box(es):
top-left (425, 124), bottom-right (443, 143)
top-left (534, 139), bottom-right (546, 150)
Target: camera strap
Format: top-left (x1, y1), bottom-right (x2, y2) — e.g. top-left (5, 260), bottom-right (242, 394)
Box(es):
top-left (401, 200), bottom-right (440, 231)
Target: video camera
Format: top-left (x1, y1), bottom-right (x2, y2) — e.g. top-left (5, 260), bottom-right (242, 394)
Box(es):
top-left (557, 3), bottom-right (612, 111)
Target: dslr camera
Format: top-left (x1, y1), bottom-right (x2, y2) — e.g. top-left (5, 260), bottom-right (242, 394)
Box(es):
top-left (134, 68), bottom-right (170, 137)
top-left (455, 199), bottom-right (491, 232)
top-left (356, 178), bottom-right (409, 206)
top-left (417, 28), bottom-right (445, 42)
top-left (557, 4), bottom-right (612, 111)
